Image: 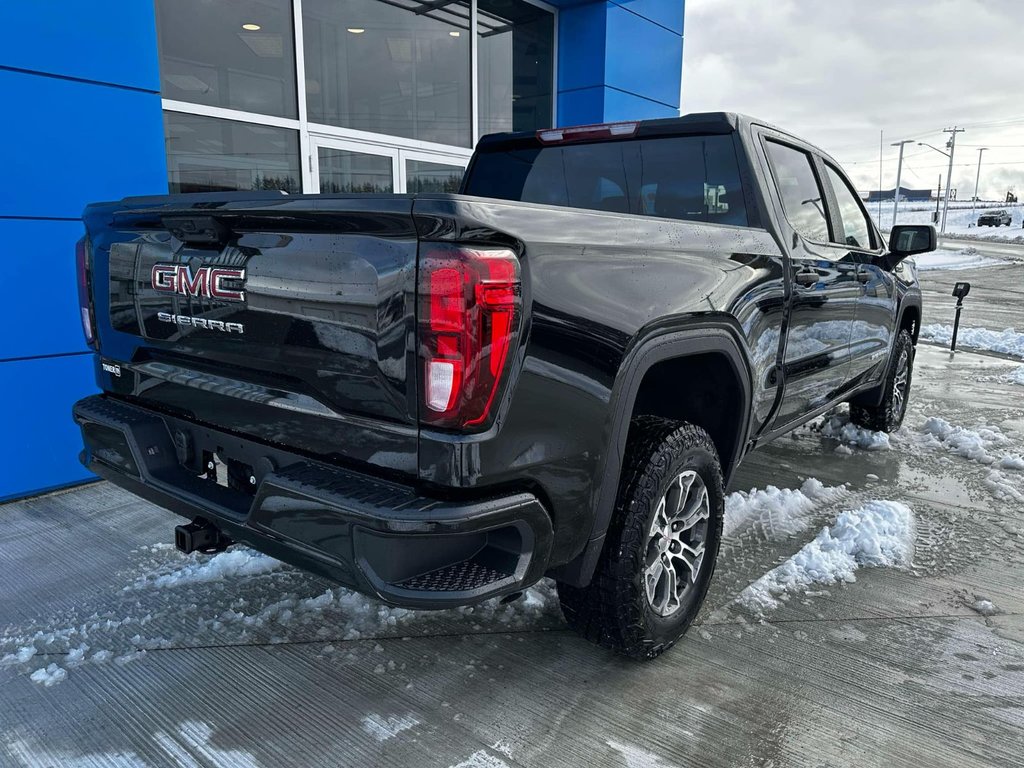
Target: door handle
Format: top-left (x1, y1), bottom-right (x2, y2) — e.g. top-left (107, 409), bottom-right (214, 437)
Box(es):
top-left (794, 269), bottom-right (819, 288)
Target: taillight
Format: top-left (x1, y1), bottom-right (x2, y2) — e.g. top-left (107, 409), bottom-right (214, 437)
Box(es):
top-left (419, 245), bottom-right (521, 430)
top-left (76, 236), bottom-right (97, 348)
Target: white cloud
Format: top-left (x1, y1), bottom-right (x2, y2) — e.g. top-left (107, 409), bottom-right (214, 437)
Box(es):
top-left (682, 0), bottom-right (1024, 200)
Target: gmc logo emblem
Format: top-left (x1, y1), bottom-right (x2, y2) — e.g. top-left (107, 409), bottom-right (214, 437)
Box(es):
top-left (151, 263), bottom-right (245, 302)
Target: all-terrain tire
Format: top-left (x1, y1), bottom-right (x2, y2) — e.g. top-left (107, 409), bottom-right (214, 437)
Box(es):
top-left (557, 417), bottom-right (724, 660)
top-left (850, 329), bottom-right (915, 432)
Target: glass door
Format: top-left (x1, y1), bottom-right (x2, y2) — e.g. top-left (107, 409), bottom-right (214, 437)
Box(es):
top-left (311, 136), bottom-right (469, 193)
top-left (312, 137), bottom-right (398, 193)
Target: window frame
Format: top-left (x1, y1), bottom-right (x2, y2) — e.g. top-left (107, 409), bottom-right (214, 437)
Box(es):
top-left (157, 0), bottom-right (558, 194)
top-left (762, 138), bottom-right (836, 246)
top-left (820, 160), bottom-right (881, 253)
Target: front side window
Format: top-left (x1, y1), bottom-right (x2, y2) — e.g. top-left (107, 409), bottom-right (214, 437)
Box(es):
top-left (465, 134), bottom-right (749, 225)
top-left (156, 0), bottom-right (298, 119)
top-left (825, 164), bottom-right (874, 250)
top-left (764, 141), bottom-right (830, 242)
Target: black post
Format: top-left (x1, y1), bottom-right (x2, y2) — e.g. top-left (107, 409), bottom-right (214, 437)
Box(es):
top-left (950, 282), bottom-right (971, 352)
top-left (951, 299), bottom-right (963, 352)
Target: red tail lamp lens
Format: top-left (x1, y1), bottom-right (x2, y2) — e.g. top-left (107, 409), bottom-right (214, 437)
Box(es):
top-left (419, 246), bottom-right (521, 429)
top-left (76, 236), bottom-right (96, 348)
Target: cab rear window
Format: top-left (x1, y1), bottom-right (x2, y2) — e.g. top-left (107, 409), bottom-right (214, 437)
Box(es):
top-left (464, 134), bottom-right (748, 226)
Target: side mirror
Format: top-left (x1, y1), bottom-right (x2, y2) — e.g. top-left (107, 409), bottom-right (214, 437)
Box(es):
top-left (882, 224), bottom-right (937, 269)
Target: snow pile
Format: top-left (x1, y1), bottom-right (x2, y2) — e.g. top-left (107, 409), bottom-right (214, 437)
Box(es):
top-left (919, 325), bottom-right (1024, 359)
top-left (819, 410), bottom-right (891, 450)
top-left (921, 417), bottom-right (1022, 467)
top-left (724, 478), bottom-right (847, 537)
top-left (130, 549), bottom-right (285, 590)
top-left (913, 247), bottom-right (999, 272)
top-left (970, 599), bottom-right (1000, 617)
top-left (29, 664), bottom-right (67, 687)
top-left (738, 500), bottom-right (915, 614)
top-left (984, 470), bottom-right (1024, 502)
top-left (1006, 366), bottom-right (1024, 386)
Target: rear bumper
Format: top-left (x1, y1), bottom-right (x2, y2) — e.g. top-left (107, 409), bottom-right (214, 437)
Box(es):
top-left (72, 395), bottom-right (552, 609)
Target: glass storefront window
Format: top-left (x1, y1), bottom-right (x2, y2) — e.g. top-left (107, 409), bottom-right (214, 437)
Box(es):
top-left (156, 0), bottom-right (298, 119)
top-left (303, 0), bottom-right (472, 148)
top-left (478, 0), bottom-right (554, 136)
top-left (406, 159), bottom-right (465, 192)
top-left (318, 148), bottom-right (395, 193)
top-left (164, 112), bottom-right (301, 194)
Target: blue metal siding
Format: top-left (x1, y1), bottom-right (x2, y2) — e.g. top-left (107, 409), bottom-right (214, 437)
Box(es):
top-left (555, 0), bottom-right (684, 125)
top-left (0, 2), bottom-right (166, 500)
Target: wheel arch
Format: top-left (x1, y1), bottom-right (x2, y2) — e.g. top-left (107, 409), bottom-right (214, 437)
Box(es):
top-left (550, 319), bottom-right (754, 587)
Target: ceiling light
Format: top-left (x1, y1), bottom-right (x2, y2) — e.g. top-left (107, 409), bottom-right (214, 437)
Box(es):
top-left (241, 23), bottom-right (261, 31)
top-left (449, 31), bottom-right (460, 37)
top-left (347, 27), bottom-right (365, 34)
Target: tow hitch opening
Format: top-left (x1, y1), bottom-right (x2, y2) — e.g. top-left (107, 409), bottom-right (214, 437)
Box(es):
top-left (175, 518), bottom-right (233, 555)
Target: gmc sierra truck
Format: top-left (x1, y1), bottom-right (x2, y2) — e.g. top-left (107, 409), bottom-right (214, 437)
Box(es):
top-left (73, 113), bottom-right (934, 659)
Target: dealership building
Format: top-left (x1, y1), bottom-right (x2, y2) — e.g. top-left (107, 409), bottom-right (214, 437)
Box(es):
top-left (0, 0), bottom-right (684, 500)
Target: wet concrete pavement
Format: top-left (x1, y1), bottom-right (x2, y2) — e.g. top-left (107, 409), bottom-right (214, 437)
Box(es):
top-left (2, 257), bottom-right (1023, 767)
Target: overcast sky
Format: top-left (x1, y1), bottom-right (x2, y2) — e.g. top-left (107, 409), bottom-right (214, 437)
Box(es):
top-left (681, 0), bottom-right (1024, 201)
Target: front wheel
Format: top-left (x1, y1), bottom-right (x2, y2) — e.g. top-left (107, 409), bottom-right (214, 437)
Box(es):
top-left (557, 417), bottom-right (724, 660)
top-left (850, 329), bottom-right (914, 432)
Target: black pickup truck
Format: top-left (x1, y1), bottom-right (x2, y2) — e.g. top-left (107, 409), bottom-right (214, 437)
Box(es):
top-left (73, 113), bottom-right (933, 659)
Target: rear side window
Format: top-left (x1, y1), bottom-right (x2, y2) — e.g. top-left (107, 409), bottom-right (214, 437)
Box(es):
top-left (764, 141), bottom-right (830, 242)
top-left (464, 134), bottom-right (748, 226)
top-left (824, 164), bottom-right (874, 249)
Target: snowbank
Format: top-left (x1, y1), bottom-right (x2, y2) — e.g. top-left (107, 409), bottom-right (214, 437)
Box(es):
top-left (919, 325), bottom-right (1024, 359)
top-left (738, 500), bottom-right (916, 614)
top-left (921, 417), bottom-right (1020, 466)
top-left (724, 478), bottom-right (846, 537)
top-left (818, 410), bottom-right (891, 450)
top-left (912, 247), bottom-right (999, 272)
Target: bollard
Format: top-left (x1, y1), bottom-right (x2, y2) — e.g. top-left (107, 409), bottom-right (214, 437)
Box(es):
top-left (950, 282), bottom-right (971, 352)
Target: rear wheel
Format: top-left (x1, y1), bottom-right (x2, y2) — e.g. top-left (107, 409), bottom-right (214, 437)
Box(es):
top-left (557, 417), bottom-right (724, 660)
top-left (850, 329), bottom-right (914, 432)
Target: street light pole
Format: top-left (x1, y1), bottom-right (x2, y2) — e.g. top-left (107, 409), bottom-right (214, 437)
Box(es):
top-left (971, 147), bottom-right (988, 219)
top-left (941, 127), bottom-right (965, 234)
top-left (890, 139), bottom-right (913, 228)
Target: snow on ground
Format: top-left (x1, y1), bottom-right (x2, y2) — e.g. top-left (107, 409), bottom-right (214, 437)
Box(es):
top-left (919, 324), bottom-right (1024, 359)
top-left (916, 417), bottom-right (1024, 502)
top-left (0, 545), bottom-right (563, 687)
top-left (870, 200), bottom-right (1024, 242)
top-left (724, 479), bottom-right (847, 537)
top-left (970, 599), bottom-right (1000, 617)
top-left (815, 408), bottom-right (892, 451)
top-left (911, 246), bottom-right (1000, 272)
top-left (737, 500), bottom-right (916, 614)
top-left (1006, 366), bottom-right (1024, 386)
top-left (129, 547), bottom-right (285, 590)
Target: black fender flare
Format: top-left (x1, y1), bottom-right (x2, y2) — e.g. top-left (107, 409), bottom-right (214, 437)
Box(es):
top-left (896, 295), bottom-right (923, 343)
top-left (550, 320), bottom-right (754, 587)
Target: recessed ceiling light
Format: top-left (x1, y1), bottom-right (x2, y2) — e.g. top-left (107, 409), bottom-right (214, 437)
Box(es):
top-left (242, 23), bottom-right (261, 31)
top-left (347, 27), bottom-right (365, 34)
top-left (449, 31), bottom-right (460, 37)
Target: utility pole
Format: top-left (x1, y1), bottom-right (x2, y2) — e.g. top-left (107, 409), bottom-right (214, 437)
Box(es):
top-left (941, 126), bottom-right (965, 234)
top-left (878, 130), bottom-right (884, 223)
top-left (890, 139), bottom-right (913, 228)
top-left (971, 147), bottom-right (988, 219)
top-left (935, 174), bottom-right (942, 223)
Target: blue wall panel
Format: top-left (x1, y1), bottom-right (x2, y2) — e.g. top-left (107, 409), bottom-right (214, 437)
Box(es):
top-left (0, 69), bottom-right (167, 220)
top-left (611, 0), bottom-right (684, 34)
top-left (0, 1), bottom-right (160, 90)
top-left (0, 354), bottom-right (97, 502)
top-left (0, 220), bottom-right (89, 361)
top-left (557, 0), bottom-right (683, 126)
top-left (0, 1), bottom-right (166, 501)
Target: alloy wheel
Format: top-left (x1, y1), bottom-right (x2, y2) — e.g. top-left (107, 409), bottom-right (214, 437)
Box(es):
top-left (643, 470), bottom-right (710, 617)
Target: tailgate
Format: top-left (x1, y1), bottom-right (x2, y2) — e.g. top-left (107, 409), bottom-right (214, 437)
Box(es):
top-left (83, 194), bottom-right (419, 475)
